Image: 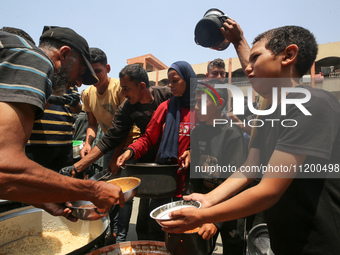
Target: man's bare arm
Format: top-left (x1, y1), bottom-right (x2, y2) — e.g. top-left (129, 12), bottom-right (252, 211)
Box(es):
top-left (0, 102), bottom-right (123, 209)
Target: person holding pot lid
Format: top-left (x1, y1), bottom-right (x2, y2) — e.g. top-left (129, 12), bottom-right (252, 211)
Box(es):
top-left (162, 24), bottom-right (340, 255)
top-left (117, 61), bottom-right (197, 240)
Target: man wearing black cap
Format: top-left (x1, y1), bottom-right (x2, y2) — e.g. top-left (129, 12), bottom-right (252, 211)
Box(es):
top-left (39, 26), bottom-right (98, 89)
top-left (0, 27), bottom-right (123, 218)
top-left (24, 26), bottom-right (96, 173)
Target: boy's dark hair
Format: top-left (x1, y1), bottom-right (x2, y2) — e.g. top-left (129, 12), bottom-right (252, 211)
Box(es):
top-left (119, 64), bottom-right (150, 88)
top-left (207, 58), bottom-right (225, 73)
top-left (253, 26), bottom-right (318, 77)
top-left (197, 80), bottom-right (228, 108)
top-left (1, 27), bottom-right (35, 45)
top-left (89, 47), bottom-right (108, 65)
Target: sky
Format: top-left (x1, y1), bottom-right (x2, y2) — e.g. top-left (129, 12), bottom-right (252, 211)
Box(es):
top-left (2, 0), bottom-right (340, 92)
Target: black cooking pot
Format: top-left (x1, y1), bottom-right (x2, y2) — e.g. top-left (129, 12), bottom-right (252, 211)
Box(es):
top-left (165, 230), bottom-right (214, 255)
top-left (194, 8), bottom-right (230, 51)
top-left (124, 163), bottom-right (179, 198)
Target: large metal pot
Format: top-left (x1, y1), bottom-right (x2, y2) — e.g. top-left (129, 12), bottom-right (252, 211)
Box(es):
top-left (124, 163), bottom-right (178, 198)
top-left (86, 240), bottom-right (171, 255)
top-left (0, 206), bottom-right (109, 254)
top-left (165, 230), bottom-right (214, 255)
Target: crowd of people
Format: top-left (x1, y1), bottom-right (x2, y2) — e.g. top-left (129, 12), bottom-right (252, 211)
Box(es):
top-left (1, 16), bottom-right (340, 255)
top-left (0, 26), bottom-right (123, 220)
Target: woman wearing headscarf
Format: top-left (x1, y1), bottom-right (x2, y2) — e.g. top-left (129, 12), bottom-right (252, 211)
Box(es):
top-left (117, 61), bottom-right (197, 240)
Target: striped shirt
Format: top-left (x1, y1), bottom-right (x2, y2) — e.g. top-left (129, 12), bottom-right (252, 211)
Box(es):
top-left (27, 87), bottom-right (78, 146)
top-left (0, 31), bottom-right (53, 119)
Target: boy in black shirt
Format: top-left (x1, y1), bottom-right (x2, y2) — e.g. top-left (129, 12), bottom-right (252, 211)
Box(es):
top-left (191, 82), bottom-right (247, 255)
top-left (163, 25), bottom-right (340, 255)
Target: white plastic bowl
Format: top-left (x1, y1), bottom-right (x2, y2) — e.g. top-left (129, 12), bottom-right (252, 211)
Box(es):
top-left (150, 200), bottom-right (201, 226)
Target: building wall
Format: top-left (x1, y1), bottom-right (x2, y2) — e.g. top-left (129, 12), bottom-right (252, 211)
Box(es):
top-left (316, 42), bottom-right (340, 62)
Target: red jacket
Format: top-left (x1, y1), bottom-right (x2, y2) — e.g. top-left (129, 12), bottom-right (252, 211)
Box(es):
top-left (129, 100), bottom-right (195, 197)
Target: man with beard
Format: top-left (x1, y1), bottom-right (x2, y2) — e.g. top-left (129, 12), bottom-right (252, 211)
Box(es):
top-left (25, 27), bottom-right (86, 172)
top-left (0, 27), bottom-right (124, 219)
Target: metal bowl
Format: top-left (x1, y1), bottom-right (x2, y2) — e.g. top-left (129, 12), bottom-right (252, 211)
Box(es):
top-left (106, 177), bottom-right (141, 202)
top-left (65, 201), bottom-right (110, 221)
top-left (66, 177), bottom-right (140, 220)
top-left (150, 200), bottom-right (201, 226)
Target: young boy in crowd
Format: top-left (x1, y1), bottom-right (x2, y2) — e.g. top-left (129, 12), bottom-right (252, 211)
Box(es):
top-left (162, 25), bottom-right (340, 255)
top-left (191, 82), bottom-right (247, 255)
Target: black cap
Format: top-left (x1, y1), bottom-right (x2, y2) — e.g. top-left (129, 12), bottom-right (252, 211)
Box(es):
top-left (40, 26), bottom-right (98, 85)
